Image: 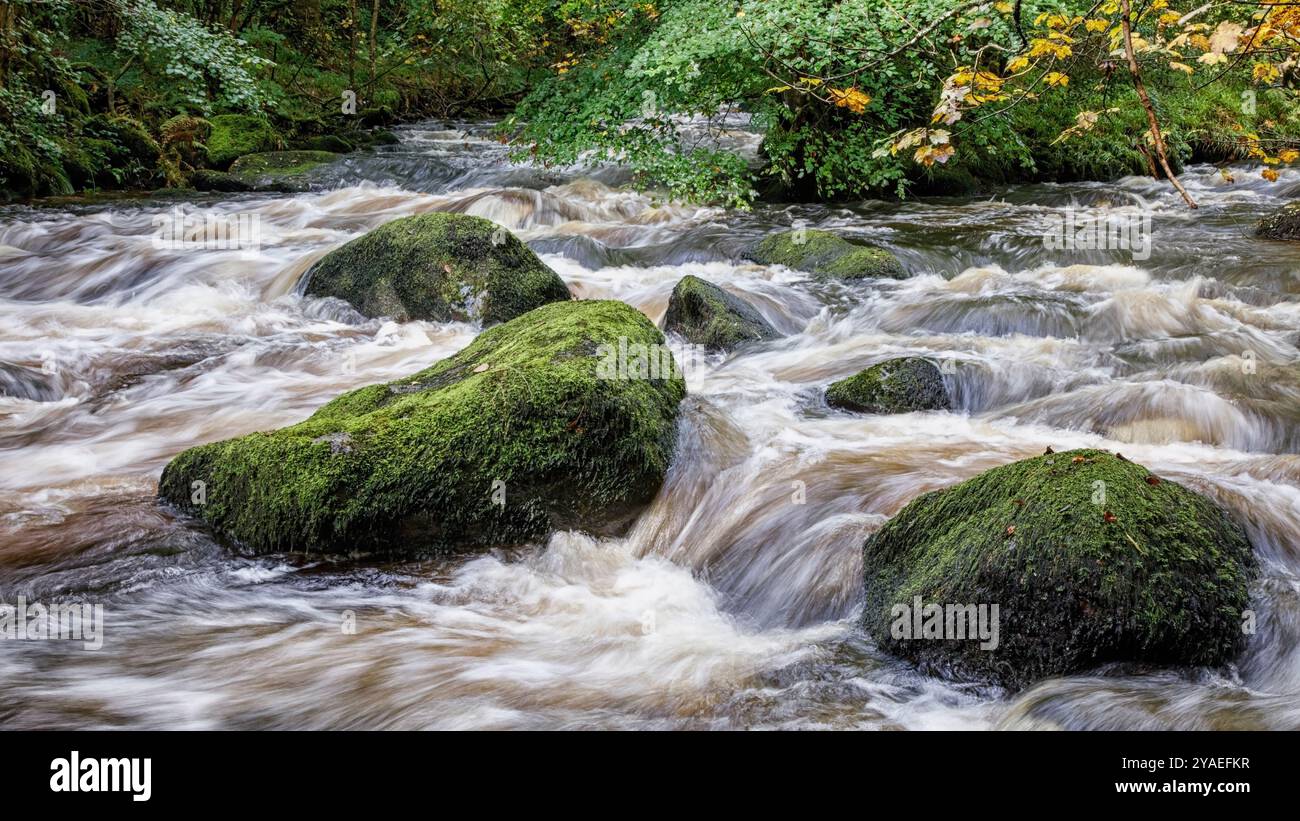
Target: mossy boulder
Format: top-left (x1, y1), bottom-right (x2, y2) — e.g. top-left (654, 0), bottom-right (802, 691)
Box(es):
top-left (862, 449), bottom-right (1256, 689)
top-left (205, 114), bottom-right (281, 169)
top-left (826, 357), bottom-right (950, 414)
top-left (158, 299), bottom-right (686, 555)
top-left (298, 134), bottom-right (354, 153)
top-left (303, 213), bottom-right (571, 325)
top-left (227, 150), bottom-right (340, 190)
top-left (189, 169), bottom-right (254, 193)
top-left (663, 275), bottom-right (780, 352)
top-left (748, 229), bottom-right (905, 280)
top-left (1255, 201), bottom-right (1300, 241)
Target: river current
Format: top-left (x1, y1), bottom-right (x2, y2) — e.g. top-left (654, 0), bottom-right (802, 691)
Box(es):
top-left (1, 122), bottom-right (1298, 729)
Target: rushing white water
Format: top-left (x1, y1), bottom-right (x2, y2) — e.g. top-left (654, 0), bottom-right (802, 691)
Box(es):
top-left (1, 122), bottom-right (1299, 729)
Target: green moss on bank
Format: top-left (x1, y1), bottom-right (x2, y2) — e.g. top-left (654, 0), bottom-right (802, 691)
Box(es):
top-left (206, 114), bottom-right (281, 169)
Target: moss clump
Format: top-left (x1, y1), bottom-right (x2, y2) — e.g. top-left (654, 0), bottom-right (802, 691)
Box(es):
top-left (862, 449), bottom-right (1256, 689)
top-left (159, 300), bottom-right (686, 556)
top-left (81, 115), bottom-right (161, 187)
top-left (749, 229), bottom-right (905, 280)
top-left (227, 150), bottom-right (340, 189)
top-left (304, 212), bottom-right (571, 325)
top-left (189, 169), bottom-right (253, 192)
top-left (298, 134), bottom-right (354, 153)
top-left (826, 357), bottom-right (950, 414)
top-left (663, 275), bottom-right (780, 352)
top-left (205, 114), bottom-right (281, 169)
top-left (1256, 202), bottom-right (1300, 242)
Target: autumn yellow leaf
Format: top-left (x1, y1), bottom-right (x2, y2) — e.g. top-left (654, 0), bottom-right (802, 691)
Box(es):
top-left (1279, 149), bottom-right (1300, 164)
top-left (1044, 71), bottom-right (1069, 87)
top-left (1262, 168), bottom-right (1279, 182)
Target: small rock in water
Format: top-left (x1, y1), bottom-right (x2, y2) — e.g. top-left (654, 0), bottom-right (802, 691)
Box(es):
top-left (825, 357), bottom-right (950, 414)
top-left (662, 275), bottom-right (780, 352)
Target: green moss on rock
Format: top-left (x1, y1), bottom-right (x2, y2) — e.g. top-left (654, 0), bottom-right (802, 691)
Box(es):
top-left (663, 275), bottom-right (780, 352)
top-left (304, 212), bottom-right (571, 325)
top-left (189, 169), bottom-right (253, 193)
top-left (158, 299), bottom-right (686, 556)
top-left (826, 357), bottom-right (950, 414)
top-left (749, 229), bottom-right (905, 280)
top-left (227, 150), bottom-right (340, 190)
top-left (206, 114), bottom-right (281, 169)
top-left (862, 449), bottom-right (1256, 689)
top-left (1255, 201), bottom-right (1300, 241)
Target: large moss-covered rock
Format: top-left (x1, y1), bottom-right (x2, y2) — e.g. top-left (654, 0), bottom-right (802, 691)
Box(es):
top-left (206, 114), bottom-right (281, 169)
top-left (158, 300), bottom-right (686, 555)
top-left (303, 213), bottom-right (571, 325)
top-left (749, 229), bottom-right (905, 280)
top-left (227, 150), bottom-right (340, 191)
top-left (826, 357), bottom-right (950, 413)
top-left (1255, 201), bottom-right (1300, 241)
top-left (862, 449), bottom-right (1256, 689)
top-left (663, 275), bottom-right (780, 352)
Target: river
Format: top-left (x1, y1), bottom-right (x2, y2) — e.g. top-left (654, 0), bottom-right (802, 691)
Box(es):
top-left (1, 121), bottom-right (1298, 729)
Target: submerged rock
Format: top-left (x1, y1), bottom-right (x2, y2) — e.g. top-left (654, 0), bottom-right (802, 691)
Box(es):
top-left (158, 300), bottom-right (685, 555)
top-left (1255, 201), bottom-right (1300, 241)
top-left (826, 357), bottom-right (950, 413)
top-left (862, 449), bottom-right (1256, 690)
top-left (663, 275), bottom-right (780, 352)
top-left (303, 213), bottom-right (571, 324)
top-left (226, 150), bottom-right (340, 191)
top-left (748, 229), bottom-right (904, 280)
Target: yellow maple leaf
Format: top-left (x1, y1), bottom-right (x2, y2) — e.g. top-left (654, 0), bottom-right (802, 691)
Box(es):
top-left (1262, 168), bottom-right (1279, 181)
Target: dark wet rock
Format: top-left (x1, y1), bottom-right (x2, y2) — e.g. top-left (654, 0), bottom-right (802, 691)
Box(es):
top-left (1255, 201), bottom-right (1300, 241)
top-left (189, 169), bottom-right (254, 193)
top-left (159, 300), bottom-right (685, 556)
top-left (862, 448), bottom-right (1256, 690)
top-left (825, 357), bottom-right (950, 413)
top-left (748, 229), bottom-right (905, 280)
top-left (226, 150), bottom-right (340, 191)
top-left (302, 212), bottom-right (571, 325)
top-left (663, 275), bottom-right (780, 352)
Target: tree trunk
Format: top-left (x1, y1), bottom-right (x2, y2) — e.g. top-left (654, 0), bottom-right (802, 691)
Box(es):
top-left (1118, 0), bottom-right (1197, 208)
top-left (368, 0), bottom-right (380, 87)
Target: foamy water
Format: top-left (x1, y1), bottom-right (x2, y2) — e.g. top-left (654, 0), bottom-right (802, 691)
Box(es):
top-left (1, 122), bottom-right (1299, 729)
